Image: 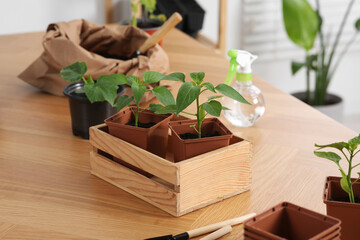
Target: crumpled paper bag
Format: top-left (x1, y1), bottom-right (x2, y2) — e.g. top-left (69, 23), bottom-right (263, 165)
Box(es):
top-left (18, 19), bottom-right (170, 100)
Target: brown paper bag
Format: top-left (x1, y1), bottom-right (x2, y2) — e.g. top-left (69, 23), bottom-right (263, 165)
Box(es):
top-left (18, 19), bottom-right (170, 100)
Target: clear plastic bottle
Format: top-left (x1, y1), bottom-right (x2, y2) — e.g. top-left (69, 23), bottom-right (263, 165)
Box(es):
top-left (223, 80), bottom-right (265, 127)
top-left (222, 49), bottom-right (265, 127)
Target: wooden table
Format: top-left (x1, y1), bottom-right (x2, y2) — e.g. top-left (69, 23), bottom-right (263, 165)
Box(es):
top-left (0, 29), bottom-right (356, 239)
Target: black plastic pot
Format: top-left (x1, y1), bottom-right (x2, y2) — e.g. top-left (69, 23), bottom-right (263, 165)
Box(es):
top-left (63, 82), bottom-right (124, 139)
top-left (155, 0), bottom-right (205, 37)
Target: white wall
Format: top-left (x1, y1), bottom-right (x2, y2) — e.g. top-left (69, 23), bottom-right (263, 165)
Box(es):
top-left (0, 0), bottom-right (105, 35)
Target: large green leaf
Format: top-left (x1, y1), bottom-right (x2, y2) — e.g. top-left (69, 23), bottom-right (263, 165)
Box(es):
top-left (60, 62), bottom-right (87, 82)
top-left (315, 142), bottom-right (350, 151)
top-left (176, 82), bottom-right (201, 114)
top-left (131, 82), bottom-right (147, 105)
top-left (348, 134), bottom-right (360, 151)
top-left (282, 0), bottom-right (319, 51)
top-left (97, 74), bottom-right (128, 86)
top-left (151, 86), bottom-right (175, 106)
top-left (215, 84), bottom-right (250, 104)
top-left (190, 72), bottom-right (205, 85)
top-left (314, 151), bottom-right (341, 164)
top-left (116, 95), bottom-right (134, 111)
top-left (340, 173), bottom-right (351, 194)
top-left (83, 81), bottom-right (118, 105)
top-left (203, 100), bottom-right (222, 117)
top-left (127, 75), bottom-right (140, 85)
top-left (164, 72), bottom-right (185, 82)
top-left (149, 104), bottom-right (177, 114)
top-left (143, 71), bottom-right (166, 84)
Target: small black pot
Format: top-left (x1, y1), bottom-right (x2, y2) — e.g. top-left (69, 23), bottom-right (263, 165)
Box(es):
top-left (63, 82), bottom-right (124, 139)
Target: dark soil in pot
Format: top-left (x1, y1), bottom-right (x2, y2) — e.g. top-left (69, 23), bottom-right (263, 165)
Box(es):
top-left (105, 107), bottom-right (173, 158)
top-left (180, 131), bottom-right (220, 140)
top-left (168, 118), bottom-right (232, 162)
top-left (63, 82), bottom-right (124, 139)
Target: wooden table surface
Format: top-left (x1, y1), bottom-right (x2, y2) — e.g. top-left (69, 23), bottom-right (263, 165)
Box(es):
top-left (0, 28), bottom-right (356, 240)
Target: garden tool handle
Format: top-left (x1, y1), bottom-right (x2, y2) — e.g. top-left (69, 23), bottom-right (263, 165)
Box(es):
top-left (138, 12), bottom-right (182, 53)
top-left (187, 213), bottom-right (256, 238)
top-left (199, 225), bottom-right (232, 240)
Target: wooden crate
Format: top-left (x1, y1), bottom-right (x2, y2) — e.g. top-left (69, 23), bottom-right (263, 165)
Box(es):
top-left (89, 124), bottom-right (252, 217)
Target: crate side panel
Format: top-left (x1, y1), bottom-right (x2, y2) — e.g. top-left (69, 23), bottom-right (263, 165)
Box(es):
top-left (178, 141), bottom-right (252, 213)
top-left (90, 125), bottom-right (179, 185)
top-left (90, 151), bottom-right (179, 216)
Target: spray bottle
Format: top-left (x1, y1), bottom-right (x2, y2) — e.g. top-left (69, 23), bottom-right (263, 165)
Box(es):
top-left (222, 49), bottom-right (265, 127)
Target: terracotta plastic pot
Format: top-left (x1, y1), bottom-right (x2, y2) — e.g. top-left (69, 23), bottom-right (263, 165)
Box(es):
top-left (244, 202), bottom-right (341, 240)
top-left (324, 176), bottom-right (360, 240)
top-left (104, 107), bottom-right (172, 158)
top-left (168, 118), bottom-right (233, 162)
top-left (63, 82), bottom-right (124, 139)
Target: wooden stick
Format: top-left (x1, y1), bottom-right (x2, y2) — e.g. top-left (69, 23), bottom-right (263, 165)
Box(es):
top-left (187, 213), bottom-right (256, 238)
top-left (138, 12), bottom-right (182, 53)
top-left (199, 225), bottom-right (232, 240)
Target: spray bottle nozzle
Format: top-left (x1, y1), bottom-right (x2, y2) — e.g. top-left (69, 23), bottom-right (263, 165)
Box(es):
top-left (225, 49), bottom-right (257, 85)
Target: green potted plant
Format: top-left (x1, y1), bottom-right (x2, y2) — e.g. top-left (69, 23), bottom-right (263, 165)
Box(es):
top-left (314, 134), bottom-right (360, 239)
top-left (61, 62), bottom-right (125, 139)
top-left (150, 72), bottom-right (250, 162)
top-left (104, 71), bottom-right (184, 158)
top-left (128, 0), bottom-right (166, 35)
top-left (282, 0), bottom-right (360, 121)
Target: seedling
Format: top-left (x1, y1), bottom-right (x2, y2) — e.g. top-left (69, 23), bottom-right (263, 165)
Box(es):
top-left (61, 62), bottom-right (127, 106)
top-left (150, 72), bottom-right (250, 138)
top-left (130, 0), bottom-right (166, 27)
top-left (314, 134), bottom-right (360, 203)
top-left (115, 71), bottom-right (185, 127)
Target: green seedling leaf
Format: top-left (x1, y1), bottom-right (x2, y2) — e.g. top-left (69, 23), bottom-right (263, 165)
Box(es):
top-left (315, 142), bottom-right (350, 151)
top-left (190, 72), bottom-right (205, 85)
top-left (143, 71), bottom-right (166, 84)
top-left (83, 81), bottom-right (118, 105)
top-left (164, 72), bottom-right (185, 82)
top-left (222, 106), bottom-right (231, 110)
top-left (149, 104), bottom-right (176, 114)
top-left (340, 176), bottom-right (351, 194)
top-left (131, 82), bottom-right (147, 104)
top-left (208, 95), bottom-right (223, 101)
top-left (348, 134), bottom-right (360, 151)
top-left (215, 84), bottom-right (250, 104)
top-left (140, 0), bottom-right (156, 13)
top-left (355, 18), bottom-right (360, 31)
top-left (176, 82), bottom-right (201, 114)
top-left (203, 82), bottom-right (216, 93)
top-left (282, 0), bottom-right (319, 51)
top-left (314, 151), bottom-right (341, 164)
top-left (61, 62), bottom-right (87, 82)
top-left (199, 105), bottom-right (206, 123)
top-left (203, 100), bottom-right (222, 117)
top-left (151, 86), bottom-right (175, 106)
top-left (116, 95), bottom-right (134, 112)
top-left (291, 61), bottom-right (305, 75)
top-left (97, 74), bottom-right (128, 86)
top-left (127, 75), bottom-right (140, 85)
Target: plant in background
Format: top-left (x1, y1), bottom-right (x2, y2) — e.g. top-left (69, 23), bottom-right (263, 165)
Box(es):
top-left (61, 62), bottom-right (127, 105)
top-left (115, 71), bottom-right (185, 127)
top-left (282, 0), bottom-right (360, 106)
top-left (314, 134), bottom-right (360, 203)
top-left (150, 72), bottom-right (250, 138)
top-left (130, 0), bottom-right (166, 27)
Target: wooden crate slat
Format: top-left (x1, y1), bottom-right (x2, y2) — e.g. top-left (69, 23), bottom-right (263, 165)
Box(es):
top-left (90, 151), bottom-right (179, 216)
top-left (178, 140), bottom-right (252, 213)
top-left (90, 125), bottom-right (179, 185)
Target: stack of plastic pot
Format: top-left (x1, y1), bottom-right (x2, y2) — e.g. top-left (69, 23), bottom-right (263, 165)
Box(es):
top-left (244, 202), bottom-right (341, 240)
